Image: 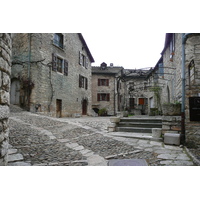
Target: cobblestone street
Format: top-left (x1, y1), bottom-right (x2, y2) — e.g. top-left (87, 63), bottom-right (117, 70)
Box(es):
top-left (8, 105), bottom-right (196, 166)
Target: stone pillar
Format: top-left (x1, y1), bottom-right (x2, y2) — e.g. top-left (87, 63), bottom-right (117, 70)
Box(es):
top-left (0, 33), bottom-right (11, 166)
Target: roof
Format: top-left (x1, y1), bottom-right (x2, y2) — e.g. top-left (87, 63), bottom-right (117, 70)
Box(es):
top-left (78, 33), bottom-right (95, 63)
top-left (92, 66), bottom-right (123, 75)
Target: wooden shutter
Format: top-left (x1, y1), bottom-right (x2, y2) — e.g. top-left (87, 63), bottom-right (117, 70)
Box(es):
top-left (79, 75), bottom-right (81, 88)
top-left (106, 79), bottom-right (109, 86)
top-left (64, 60), bottom-right (68, 76)
top-left (98, 79), bottom-right (100, 86)
top-left (86, 57), bottom-right (88, 69)
top-left (52, 53), bottom-right (57, 71)
top-left (85, 78), bottom-right (88, 90)
top-left (107, 93), bottom-right (110, 101)
top-left (97, 94), bottom-right (100, 101)
top-left (79, 51), bottom-right (82, 65)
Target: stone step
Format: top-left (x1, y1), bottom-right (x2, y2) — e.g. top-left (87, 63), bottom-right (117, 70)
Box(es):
top-left (109, 132), bottom-right (163, 141)
top-left (120, 118), bottom-right (162, 124)
top-left (116, 127), bottom-right (152, 133)
top-left (118, 122), bottom-right (162, 128)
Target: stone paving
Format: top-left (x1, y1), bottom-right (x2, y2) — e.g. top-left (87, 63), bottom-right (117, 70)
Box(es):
top-left (8, 105), bottom-right (197, 166)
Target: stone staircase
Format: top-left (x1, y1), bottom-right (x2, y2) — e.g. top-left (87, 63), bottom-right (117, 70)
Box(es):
top-left (113, 117), bottom-right (163, 141)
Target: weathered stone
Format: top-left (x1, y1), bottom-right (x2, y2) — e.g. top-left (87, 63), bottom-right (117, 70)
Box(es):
top-left (164, 132), bottom-right (180, 146)
top-left (7, 153), bottom-right (24, 162)
top-left (152, 128), bottom-right (162, 138)
top-left (110, 117), bottom-right (120, 123)
top-left (0, 90), bottom-right (10, 105)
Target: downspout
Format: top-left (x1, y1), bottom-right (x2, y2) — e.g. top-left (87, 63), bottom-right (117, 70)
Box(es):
top-left (114, 76), bottom-right (116, 116)
top-left (27, 33), bottom-right (31, 111)
top-left (181, 33), bottom-right (191, 144)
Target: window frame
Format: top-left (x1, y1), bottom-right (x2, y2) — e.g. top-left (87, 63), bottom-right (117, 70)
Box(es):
top-left (79, 51), bottom-right (89, 69)
top-left (98, 79), bottom-right (109, 86)
top-left (97, 93), bottom-right (110, 101)
top-left (79, 75), bottom-right (88, 90)
top-left (53, 33), bottom-right (64, 49)
top-left (52, 53), bottom-right (68, 76)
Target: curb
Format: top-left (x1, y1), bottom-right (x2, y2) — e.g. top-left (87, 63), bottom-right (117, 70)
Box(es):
top-left (184, 146), bottom-right (200, 166)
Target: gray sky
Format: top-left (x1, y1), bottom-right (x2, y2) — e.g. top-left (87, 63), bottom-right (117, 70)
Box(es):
top-left (83, 32), bottom-right (166, 69)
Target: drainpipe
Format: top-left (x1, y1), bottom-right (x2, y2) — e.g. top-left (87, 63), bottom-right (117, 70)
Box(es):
top-left (114, 77), bottom-right (116, 116)
top-left (181, 33), bottom-right (191, 144)
top-left (27, 33), bottom-right (31, 111)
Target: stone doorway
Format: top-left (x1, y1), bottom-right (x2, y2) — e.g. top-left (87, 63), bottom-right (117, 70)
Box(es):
top-left (10, 79), bottom-right (20, 105)
top-left (56, 99), bottom-right (62, 118)
top-left (82, 99), bottom-right (88, 115)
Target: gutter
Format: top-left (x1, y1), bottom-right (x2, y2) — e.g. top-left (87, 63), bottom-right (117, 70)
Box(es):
top-left (181, 33), bottom-right (192, 144)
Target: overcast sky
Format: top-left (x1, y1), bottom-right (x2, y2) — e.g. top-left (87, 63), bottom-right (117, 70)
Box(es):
top-left (82, 32), bottom-right (166, 69)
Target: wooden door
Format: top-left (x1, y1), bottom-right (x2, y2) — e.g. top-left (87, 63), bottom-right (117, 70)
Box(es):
top-left (56, 99), bottom-right (62, 118)
top-left (82, 99), bottom-right (87, 115)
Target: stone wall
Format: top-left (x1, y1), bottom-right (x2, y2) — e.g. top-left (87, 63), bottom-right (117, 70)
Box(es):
top-left (0, 33), bottom-right (11, 165)
top-left (160, 33), bottom-right (200, 147)
top-left (11, 33), bottom-right (93, 117)
top-left (184, 35), bottom-right (200, 147)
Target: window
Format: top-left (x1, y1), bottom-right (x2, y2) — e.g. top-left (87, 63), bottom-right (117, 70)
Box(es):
top-left (53, 33), bottom-right (64, 49)
top-left (158, 63), bottom-right (164, 77)
top-left (79, 51), bottom-right (88, 68)
top-left (169, 34), bottom-right (175, 61)
top-left (98, 79), bottom-right (109, 86)
top-left (52, 53), bottom-right (68, 76)
top-left (79, 75), bottom-right (88, 89)
top-left (57, 57), bottom-right (63, 73)
top-left (97, 93), bottom-right (110, 101)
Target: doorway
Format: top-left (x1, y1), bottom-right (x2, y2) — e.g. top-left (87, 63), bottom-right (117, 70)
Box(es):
top-left (10, 79), bottom-right (20, 105)
top-left (56, 99), bottom-right (62, 118)
top-left (82, 99), bottom-right (87, 115)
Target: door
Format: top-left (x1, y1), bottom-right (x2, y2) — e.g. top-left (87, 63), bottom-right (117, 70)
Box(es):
top-left (129, 98), bottom-right (135, 109)
top-left (56, 99), bottom-right (62, 118)
top-left (10, 79), bottom-right (20, 105)
top-left (82, 99), bottom-right (87, 115)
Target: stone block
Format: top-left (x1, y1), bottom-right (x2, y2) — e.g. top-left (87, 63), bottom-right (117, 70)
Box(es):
top-left (152, 128), bottom-right (162, 138)
top-left (108, 127), bottom-right (116, 132)
top-left (110, 117), bottom-right (120, 123)
top-left (164, 132), bottom-right (180, 146)
top-left (0, 90), bottom-right (10, 105)
top-left (162, 125), bottom-right (170, 130)
top-left (171, 126), bottom-right (181, 131)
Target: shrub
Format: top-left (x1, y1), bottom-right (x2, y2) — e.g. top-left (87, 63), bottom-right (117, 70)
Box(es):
top-left (98, 108), bottom-right (107, 116)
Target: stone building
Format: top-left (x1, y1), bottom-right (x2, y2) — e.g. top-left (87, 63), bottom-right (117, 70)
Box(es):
top-left (91, 63), bottom-right (124, 116)
top-left (0, 33), bottom-right (11, 165)
top-left (11, 33), bottom-right (94, 117)
top-left (123, 68), bottom-right (153, 115)
top-left (157, 33), bottom-right (200, 147)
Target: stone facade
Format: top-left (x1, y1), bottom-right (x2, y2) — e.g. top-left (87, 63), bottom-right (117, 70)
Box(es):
top-left (123, 69), bottom-right (153, 115)
top-left (92, 63), bottom-right (124, 116)
top-left (154, 33), bottom-right (200, 147)
top-left (11, 33), bottom-right (94, 117)
top-left (0, 33), bottom-right (11, 165)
